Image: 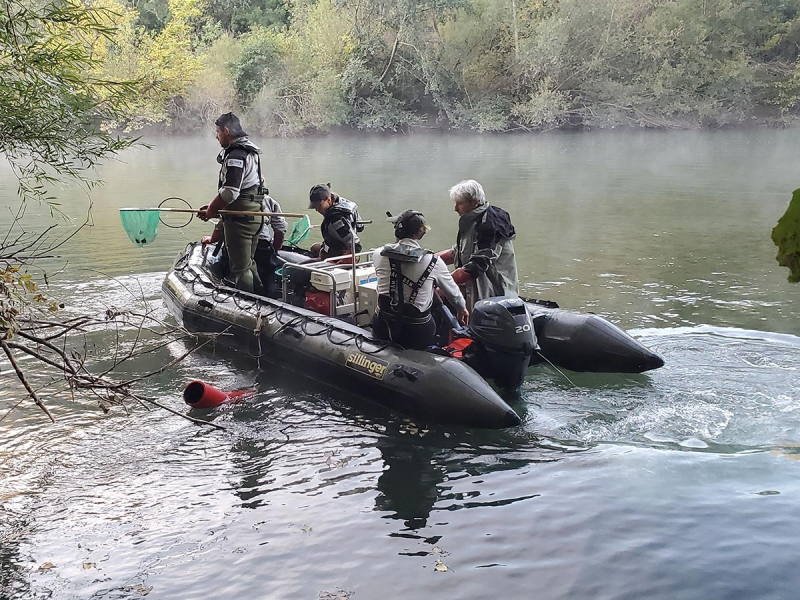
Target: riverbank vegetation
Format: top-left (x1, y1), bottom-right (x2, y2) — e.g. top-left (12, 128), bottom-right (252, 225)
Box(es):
top-left (773, 188), bottom-right (800, 282)
top-left (1, 0), bottom-right (216, 423)
top-left (83, 0), bottom-right (800, 135)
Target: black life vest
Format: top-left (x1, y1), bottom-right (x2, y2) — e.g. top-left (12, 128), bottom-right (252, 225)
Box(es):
top-left (320, 198), bottom-right (362, 256)
top-left (380, 244), bottom-right (438, 320)
top-left (216, 138), bottom-right (265, 194)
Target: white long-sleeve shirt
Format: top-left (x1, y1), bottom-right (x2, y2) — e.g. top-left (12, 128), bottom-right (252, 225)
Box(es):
top-left (372, 239), bottom-right (466, 313)
top-left (257, 195), bottom-right (287, 242)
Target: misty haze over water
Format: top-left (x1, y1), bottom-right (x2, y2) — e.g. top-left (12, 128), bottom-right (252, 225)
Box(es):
top-left (1, 129), bottom-right (799, 600)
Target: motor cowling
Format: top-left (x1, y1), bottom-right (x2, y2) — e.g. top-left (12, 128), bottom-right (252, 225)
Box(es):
top-left (466, 296), bottom-right (538, 394)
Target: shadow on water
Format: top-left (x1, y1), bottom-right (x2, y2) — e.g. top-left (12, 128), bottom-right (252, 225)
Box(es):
top-left (0, 512), bottom-right (34, 600)
top-left (182, 342), bottom-right (589, 529)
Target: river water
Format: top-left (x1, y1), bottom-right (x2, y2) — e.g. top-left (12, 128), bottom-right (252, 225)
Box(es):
top-left (2, 130), bottom-right (799, 599)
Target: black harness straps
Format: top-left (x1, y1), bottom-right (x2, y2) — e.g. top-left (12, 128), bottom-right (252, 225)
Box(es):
top-left (388, 254), bottom-right (438, 314)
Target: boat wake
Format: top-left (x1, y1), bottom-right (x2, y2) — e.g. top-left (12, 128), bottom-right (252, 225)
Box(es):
top-left (523, 325), bottom-right (800, 453)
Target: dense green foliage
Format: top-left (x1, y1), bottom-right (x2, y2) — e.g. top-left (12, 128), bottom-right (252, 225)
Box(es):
top-left (772, 188), bottom-right (800, 283)
top-left (1, 0), bottom-right (143, 336)
top-left (86, 0), bottom-right (800, 134)
top-left (0, 0), bottom-right (140, 205)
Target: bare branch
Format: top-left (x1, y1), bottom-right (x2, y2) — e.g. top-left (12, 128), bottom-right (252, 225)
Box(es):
top-left (1, 338), bottom-right (55, 422)
top-left (131, 393), bottom-right (226, 431)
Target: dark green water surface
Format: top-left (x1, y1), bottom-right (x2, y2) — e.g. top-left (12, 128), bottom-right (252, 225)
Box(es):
top-left (2, 130), bottom-right (799, 600)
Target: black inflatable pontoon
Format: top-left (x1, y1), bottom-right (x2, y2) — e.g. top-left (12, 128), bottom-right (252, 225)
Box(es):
top-left (162, 243), bottom-right (663, 428)
top-left (527, 302), bottom-right (664, 373)
top-left (163, 243), bottom-right (521, 428)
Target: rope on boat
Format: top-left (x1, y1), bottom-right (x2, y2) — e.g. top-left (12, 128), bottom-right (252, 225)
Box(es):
top-left (535, 350), bottom-right (577, 388)
top-left (171, 247), bottom-right (394, 357)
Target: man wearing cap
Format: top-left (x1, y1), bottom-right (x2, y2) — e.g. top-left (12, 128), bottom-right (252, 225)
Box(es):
top-left (437, 180), bottom-right (519, 311)
top-left (372, 210), bottom-right (469, 350)
top-left (308, 184), bottom-right (363, 259)
top-left (199, 112), bottom-right (267, 293)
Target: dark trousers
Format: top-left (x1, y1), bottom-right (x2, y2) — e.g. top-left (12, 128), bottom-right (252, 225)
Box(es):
top-left (431, 293), bottom-right (459, 346)
top-left (221, 195), bottom-right (264, 293)
top-left (254, 239), bottom-right (281, 299)
top-left (371, 310), bottom-right (437, 350)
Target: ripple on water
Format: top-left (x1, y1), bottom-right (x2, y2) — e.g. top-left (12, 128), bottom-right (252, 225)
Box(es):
top-left (523, 325), bottom-right (800, 452)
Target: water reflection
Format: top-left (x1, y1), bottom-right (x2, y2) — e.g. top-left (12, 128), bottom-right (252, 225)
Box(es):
top-left (374, 435), bottom-right (446, 529)
top-left (0, 510), bottom-right (33, 600)
top-left (373, 428), bottom-right (563, 530)
top-left (186, 343), bottom-right (576, 532)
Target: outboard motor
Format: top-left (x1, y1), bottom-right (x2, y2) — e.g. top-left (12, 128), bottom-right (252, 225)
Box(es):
top-left (465, 296), bottom-right (538, 395)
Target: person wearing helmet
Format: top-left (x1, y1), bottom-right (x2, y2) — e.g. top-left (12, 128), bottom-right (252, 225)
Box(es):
top-left (372, 210), bottom-right (469, 350)
top-left (307, 183), bottom-right (362, 259)
top-left (437, 180), bottom-right (519, 311)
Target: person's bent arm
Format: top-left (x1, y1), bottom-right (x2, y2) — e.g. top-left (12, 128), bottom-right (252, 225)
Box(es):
top-left (458, 247), bottom-right (497, 285)
top-left (216, 152), bottom-right (246, 207)
top-left (459, 215), bottom-right (505, 282)
top-left (451, 267), bottom-right (472, 286)
top-left (201, 228), bottom-right (222, 246)
top-left (436, 248), bottom-right (455, 265)
top-left (201, 194), bottom-right (226, 220)
top-left (273, 230), bottom-right (284, 251)
top-left (433, 260), bottom-right (468, 324)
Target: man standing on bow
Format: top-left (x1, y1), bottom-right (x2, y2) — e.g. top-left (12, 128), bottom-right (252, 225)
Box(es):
top-left (437, 180), bottom-right (519, 312)
top-left (200, 112), bottom-right (266, 293)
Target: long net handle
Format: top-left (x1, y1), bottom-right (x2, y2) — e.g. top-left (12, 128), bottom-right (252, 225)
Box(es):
top-left (120, 208), bottom-right (308, 218)
top-left (219, 210), bottom-right (308, 218)
top-left (120, 208), bottom-right (198, 213)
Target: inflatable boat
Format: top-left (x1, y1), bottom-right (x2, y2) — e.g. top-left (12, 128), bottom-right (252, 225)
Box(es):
top-left (162, 243), bottom-right (663, 429)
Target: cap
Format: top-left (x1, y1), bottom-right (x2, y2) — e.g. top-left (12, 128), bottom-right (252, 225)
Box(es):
top-left (309, 183), bottom-right (331, 208)
top-left (386, 210), bottom-right (428, 238)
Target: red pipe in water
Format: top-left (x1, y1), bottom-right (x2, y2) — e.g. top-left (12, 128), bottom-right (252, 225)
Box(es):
top-left (183, 380), bottom-right (253, 409)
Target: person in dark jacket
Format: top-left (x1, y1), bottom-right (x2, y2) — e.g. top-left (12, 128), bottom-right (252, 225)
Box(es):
top-left (253, 193), bottom-right (287, 298)
top-left (307, 183), bottom-right (362, 259)
top-left (199, 112), bottom-right (266, 293)
top-left (437, 180), bottom-right (519, 312)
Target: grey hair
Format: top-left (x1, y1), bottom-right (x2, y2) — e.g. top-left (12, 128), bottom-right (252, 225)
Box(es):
top-left (449, 180), bottom-right (486, 206)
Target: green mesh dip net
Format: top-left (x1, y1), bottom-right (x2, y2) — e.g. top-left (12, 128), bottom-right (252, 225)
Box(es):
top-left (120, 209), bottom-right (161, 246)
top-left (287, 214), bottom-right (312, 247)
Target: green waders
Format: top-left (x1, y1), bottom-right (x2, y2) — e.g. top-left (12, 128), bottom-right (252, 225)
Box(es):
top-left (221, 186), bottom-right (264, 293)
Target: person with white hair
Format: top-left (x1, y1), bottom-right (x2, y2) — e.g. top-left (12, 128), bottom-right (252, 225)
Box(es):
top-left (437, 180), bottom-right (519, 311)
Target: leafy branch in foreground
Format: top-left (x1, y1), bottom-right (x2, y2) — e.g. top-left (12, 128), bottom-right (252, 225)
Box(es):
top-left (0, 0), bottom-right (141, 210)
top-left (0, 276), bottom-right (226, 429)
top-left (0, 1), bottom-right (215, 425)
top-left (772, 188), bottom-right (800, 283)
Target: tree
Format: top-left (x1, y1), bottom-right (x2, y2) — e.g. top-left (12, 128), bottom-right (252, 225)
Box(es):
top-left (1, 0), bottom-right (138, 208)
top-left (772, 189), bottom-right (800, 283)
top-left (208, 0), bottom-right (290, 34)
top-left (0, 0), bottom-right (211, 425)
